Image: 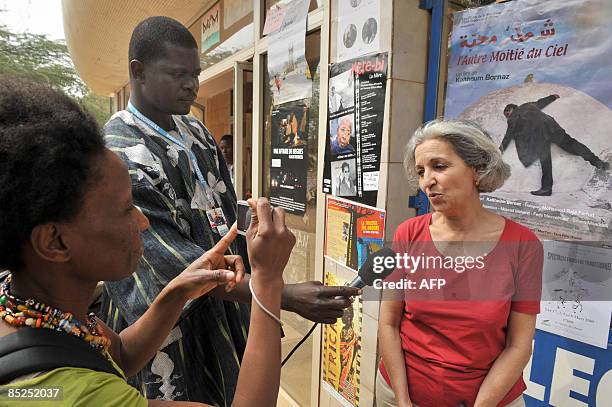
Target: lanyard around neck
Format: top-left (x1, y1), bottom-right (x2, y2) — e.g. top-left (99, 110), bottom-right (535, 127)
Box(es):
top-left (127, 102), bottom-right (215, 205)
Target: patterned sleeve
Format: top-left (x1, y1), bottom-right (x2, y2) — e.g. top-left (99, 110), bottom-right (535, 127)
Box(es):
top-left (103, 117), bottom-right (213, 324)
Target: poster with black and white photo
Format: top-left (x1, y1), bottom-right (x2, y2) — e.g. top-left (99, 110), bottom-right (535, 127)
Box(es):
top-left (323, 52), bottom-right (387, 207)
top-left (336, 0), bottom-right (380, 62)
top-left (269, 102), bottom-right (309, 215)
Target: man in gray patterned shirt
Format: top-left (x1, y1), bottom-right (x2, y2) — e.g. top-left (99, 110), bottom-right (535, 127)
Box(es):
top-left (101, 16), bottom-right (358, 405)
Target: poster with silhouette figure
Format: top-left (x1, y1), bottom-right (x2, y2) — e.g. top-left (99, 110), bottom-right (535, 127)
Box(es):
top-left (322, 272), bottom-right (363, 407)
top-left (445, 0), bottom-right (611, 244)
top-left (445, 0), bottom-right (612, 350)
top-left (269, 103), bottom-right (309, 215)
top-left (323, 52), bottom-right (388, 207)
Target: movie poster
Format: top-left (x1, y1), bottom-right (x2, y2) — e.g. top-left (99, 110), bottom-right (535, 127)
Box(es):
top-left (269, 103), bottom-right (309, 215)
top-left (336, 0), bottom-right (380, 62)
top-left (322, 271), bottom-right (362, 407)
top-left (325, 196), bottom-right (386, 272)
top-left (323, 52), bottom-right (388, 207)
top-left (267, 0), bottom-right (311, 105)
top-left (444, 0), bottom-right (612, 348)
top-left (445, 0), bottom-right (611, 243)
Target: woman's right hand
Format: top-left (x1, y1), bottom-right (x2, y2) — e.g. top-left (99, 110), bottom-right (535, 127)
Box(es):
top-left (246, 198), bottom-right (295, 282)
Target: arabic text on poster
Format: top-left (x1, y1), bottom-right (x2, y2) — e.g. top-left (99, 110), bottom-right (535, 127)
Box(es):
top-left (444, 0), bottom-right (612, 348)
top-left (445, 0), bottom-right (611, 243)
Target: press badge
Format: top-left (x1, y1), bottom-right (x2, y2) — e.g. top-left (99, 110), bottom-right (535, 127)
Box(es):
top-left (206, 207), bottom-right (229, 236)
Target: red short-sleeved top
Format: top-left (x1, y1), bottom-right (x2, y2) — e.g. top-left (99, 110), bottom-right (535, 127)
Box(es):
top-left (379, 213), bottom-right (543, 407)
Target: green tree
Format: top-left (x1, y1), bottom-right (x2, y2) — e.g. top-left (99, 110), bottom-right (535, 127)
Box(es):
top-left (0, 24), bottom-right (110, 125)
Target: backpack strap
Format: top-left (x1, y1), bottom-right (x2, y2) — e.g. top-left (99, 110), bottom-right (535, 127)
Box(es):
top-left (0, 328), bottom-right (122, 384)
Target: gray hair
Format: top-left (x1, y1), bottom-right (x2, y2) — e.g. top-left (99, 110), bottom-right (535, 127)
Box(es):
top-left (339, 116), bottom-right (352, 129)
top-left (403, 119), bottom-right (511, 193)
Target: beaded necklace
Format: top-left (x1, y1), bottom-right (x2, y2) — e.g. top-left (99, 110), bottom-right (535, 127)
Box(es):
top-left (0, 275), bottom-right (111, 357)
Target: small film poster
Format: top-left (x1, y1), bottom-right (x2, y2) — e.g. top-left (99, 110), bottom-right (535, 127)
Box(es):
top-left (269, 102), bottom-right (309, 215)
top-left (536, 241), bottom-right (612, 349)
top-left (325, 195), bottom-right (385, 272)
top-left (322, 271), bottom-right (362, 407)
top-left (323, 52), bottom-right (388, 207)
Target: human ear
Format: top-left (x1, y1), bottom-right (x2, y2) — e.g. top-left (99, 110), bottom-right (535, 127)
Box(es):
top-left (129, 59), bottom-right (145, 82)
top-left (30, 224), bottom-right (71, 263)
top-left (472, 167), bottom-right (481, 187)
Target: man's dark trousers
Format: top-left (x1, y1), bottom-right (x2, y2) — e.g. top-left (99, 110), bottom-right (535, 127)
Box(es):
top-left (538, 130), bottom-right (602, 190)
top-left (539, 151), bottom-right (553, 190)
top-left (553, 130), bottom-right (601, 166)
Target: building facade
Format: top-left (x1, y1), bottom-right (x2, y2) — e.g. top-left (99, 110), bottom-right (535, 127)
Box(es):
top-left (63, 0), bottom-right (611, 406)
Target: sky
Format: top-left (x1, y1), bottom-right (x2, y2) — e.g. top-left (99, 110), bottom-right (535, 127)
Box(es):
top-left (0, 0), bottom-right (65, 40)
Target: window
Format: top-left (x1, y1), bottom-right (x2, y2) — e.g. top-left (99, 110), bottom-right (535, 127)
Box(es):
top-left (261, 30), bottom-right (321, 405)
top-left (198, 0), bottom-right (255, 70)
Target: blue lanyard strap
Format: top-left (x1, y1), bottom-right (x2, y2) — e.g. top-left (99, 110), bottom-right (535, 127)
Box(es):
top-left (127, 102), bottom-right (216, 206)
top-left (127, 102), bottom-right (210, 186)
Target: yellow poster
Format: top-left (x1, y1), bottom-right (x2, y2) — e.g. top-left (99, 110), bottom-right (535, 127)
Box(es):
top-left (325, 197), bottom-right (352, 266)
top-left (322, 272), bottom-right (362, 406)
top-left (325, 195), bottom-right (386, 271)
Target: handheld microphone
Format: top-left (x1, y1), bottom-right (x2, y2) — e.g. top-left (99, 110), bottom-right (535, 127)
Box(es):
top-left (347, 247), bottom-right (396, 289)
top-left (283, 247), bottom-right (398, 367)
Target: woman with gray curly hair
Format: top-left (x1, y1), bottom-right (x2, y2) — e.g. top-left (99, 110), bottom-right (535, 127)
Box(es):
top-left (377, 119), bottom-right (543, 407)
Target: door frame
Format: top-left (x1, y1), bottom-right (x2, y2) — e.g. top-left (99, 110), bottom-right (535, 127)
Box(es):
top-left (233, 61), bottom-right (253, 200)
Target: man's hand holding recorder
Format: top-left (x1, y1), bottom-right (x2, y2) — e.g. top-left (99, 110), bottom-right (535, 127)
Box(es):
top-left (236, 199), bottom-right (360, 324)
